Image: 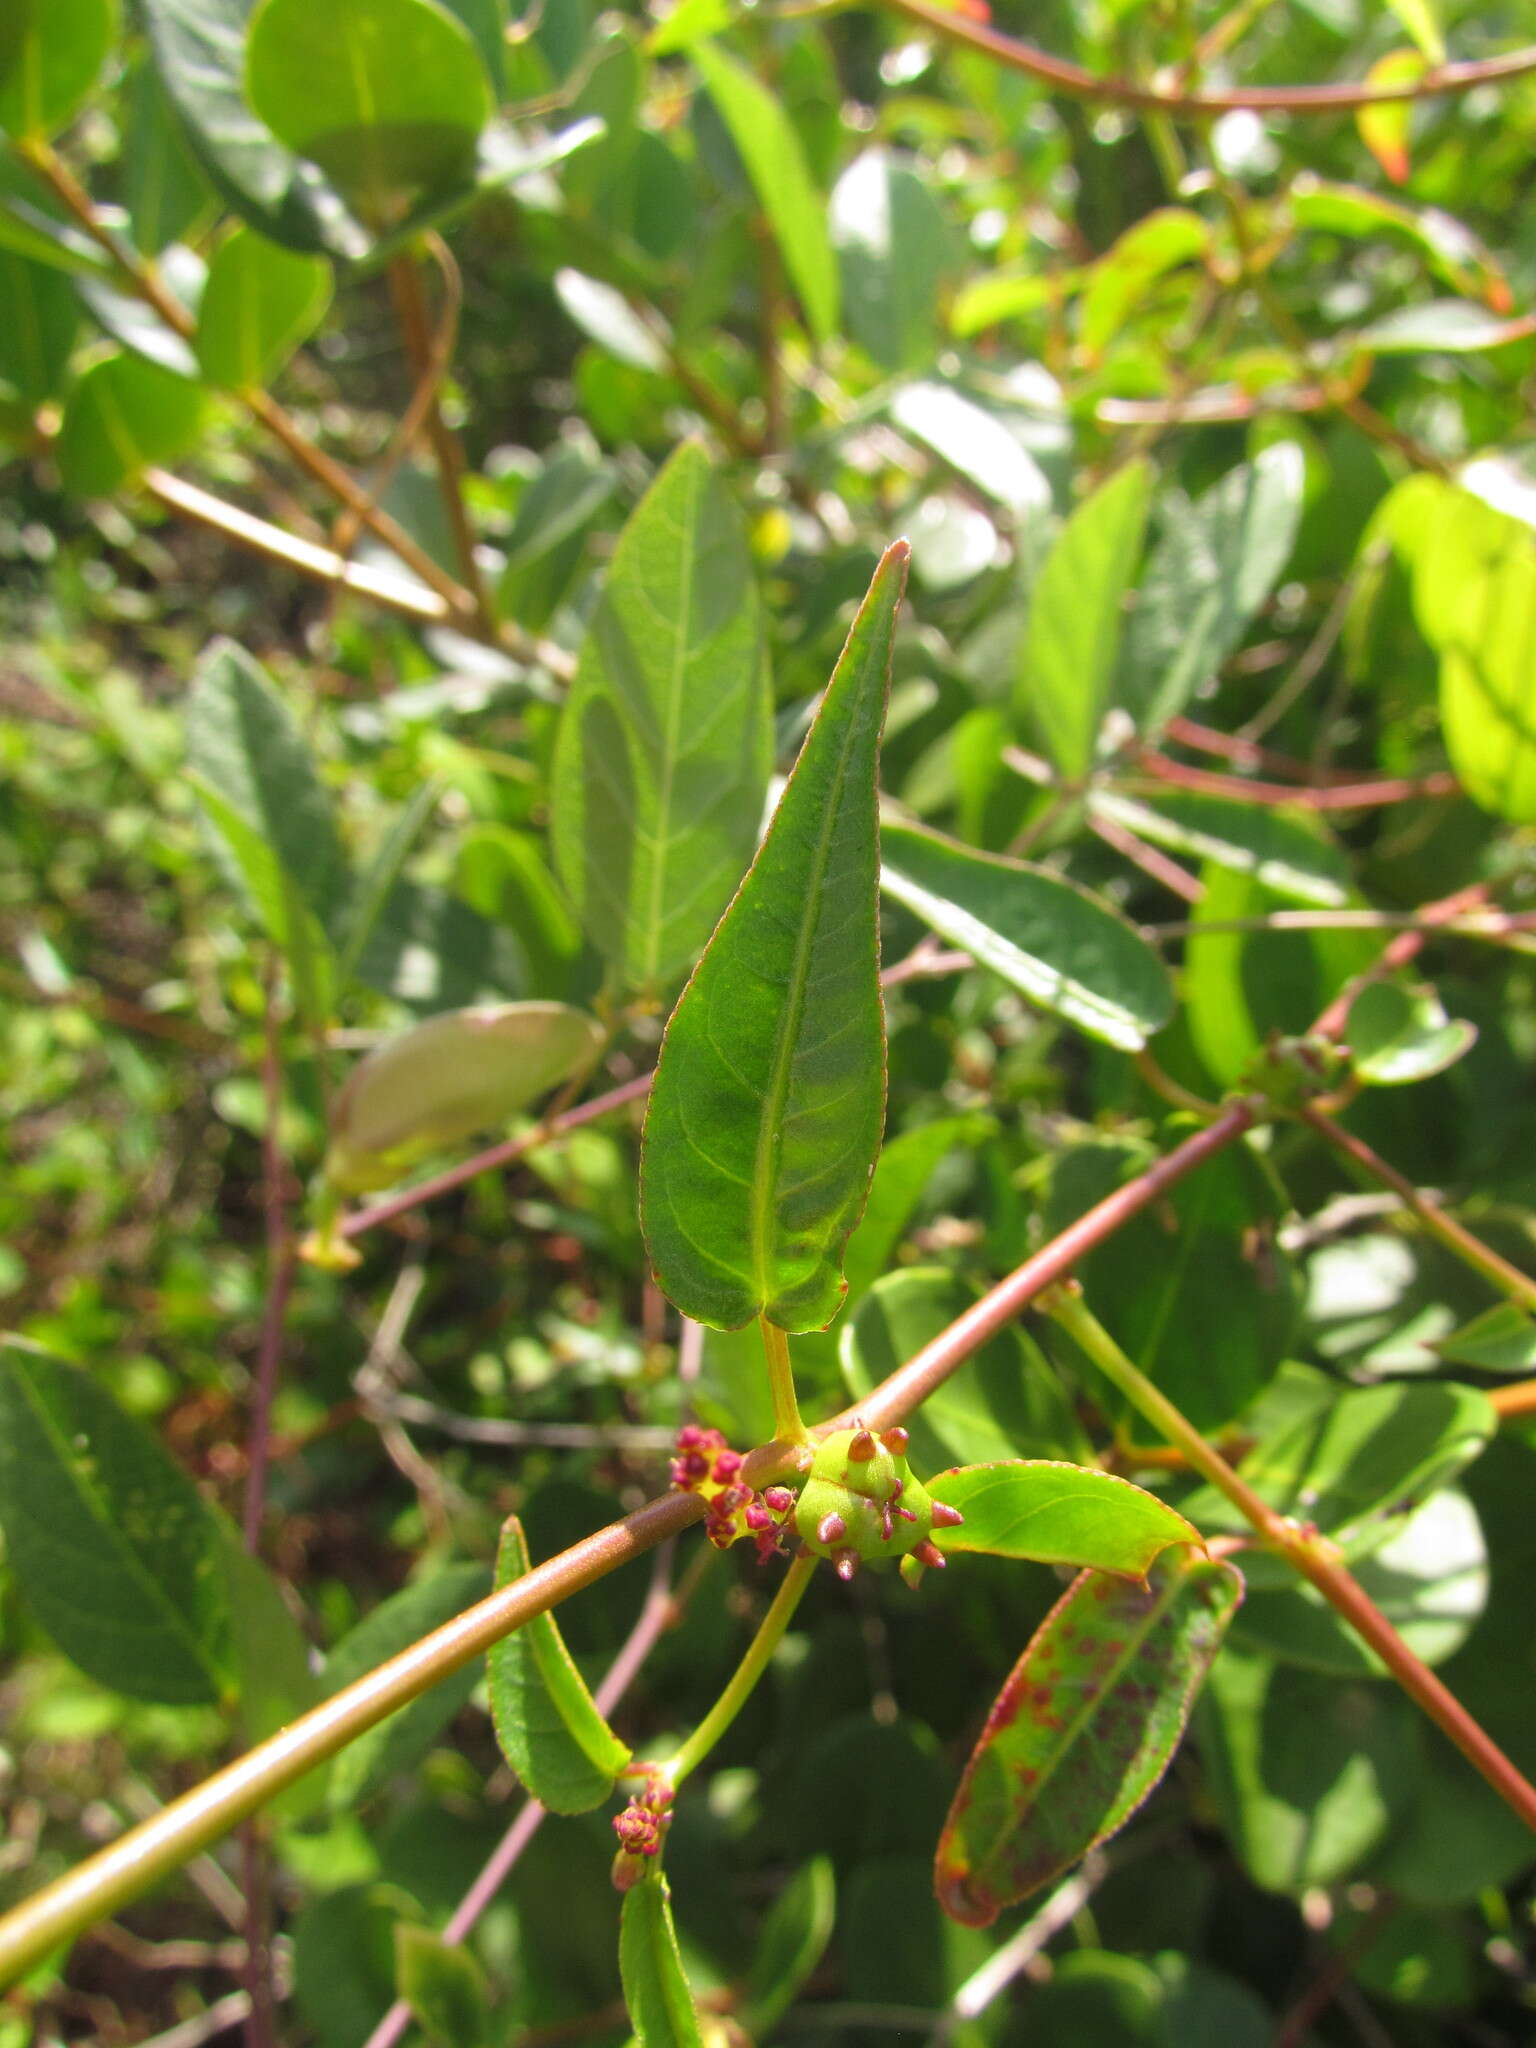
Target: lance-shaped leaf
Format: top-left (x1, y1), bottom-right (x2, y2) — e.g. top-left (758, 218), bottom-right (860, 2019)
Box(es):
top-left (640, 543), bottom-right (907, 1332)
top-left (880, 820), bottom-right (1174, 1052)
top-left (927, 1462), bottom-right (1201, 1578)
top-left (935, 1551), bottom-right (1242, 1926)
top-left (488, 1516), bottom-right (632, 1814)
top-left (550, 440), bottom-right (770, 993)
top-left (0, 1338), bottom-right (233, 1704)
top-left (620, 1875), bottom-right (705, 2048)
top-left (325, 1001), bottom-right (602, 1193)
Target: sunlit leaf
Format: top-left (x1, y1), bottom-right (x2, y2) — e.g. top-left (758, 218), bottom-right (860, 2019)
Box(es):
top-left (1079, 208), bottom-right (1210, 360)
top-left (195, 225), bottom-right (333, 389)
top-left (1347, 978), bottom-right (1477, 1085)
top-left (1087, 790), bottom-right (1349, 908)
top-left (0, 0), bottom-right (117, 140)
top-left (55, 351), bottom-right (207, 497)
top-left (927, 1461), bottom-right (1201, 1577)
top-left (1435, 1302), bottom-right (1536, 1376)
top-left (1357, 52), bottom-right (1425, 186)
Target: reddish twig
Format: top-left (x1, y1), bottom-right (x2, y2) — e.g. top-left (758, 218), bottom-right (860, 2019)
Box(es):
top-left (1312, 881), bottom-right (1490, 1038)
top-left (1088, 809), bottom-right (1204, 902)
top-left (1134, 747), bottom-right (1461, 811)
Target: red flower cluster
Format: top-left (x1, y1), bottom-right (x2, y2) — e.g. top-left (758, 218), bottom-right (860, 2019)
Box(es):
top-left (669, 1425), bottom-right (796, 1561)
top-left (611, 1777), bottom-right (675, 1890)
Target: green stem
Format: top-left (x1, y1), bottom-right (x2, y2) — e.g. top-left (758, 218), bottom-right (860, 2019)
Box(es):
top-left (1041, 1282), bottom-right (1536, 1837)
top-left (662, 1554), bottom-right (815, 1787)
top-left (760, 1316), bottom-right (809, 1443)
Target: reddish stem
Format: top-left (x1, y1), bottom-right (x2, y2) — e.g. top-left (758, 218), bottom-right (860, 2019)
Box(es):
top-left (1135, 746), bottom-right (1461, 811)
top-left (1088, 810), bottom-right (1204, 903)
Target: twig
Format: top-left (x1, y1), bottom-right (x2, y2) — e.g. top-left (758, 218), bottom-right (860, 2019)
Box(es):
top-left (1088, 809), bottom-right (1204, 902)
top-left (933, 1854), bottom-right (1105, 2037)
top-left (1133, 747), bottom-right (1461, 811)
top-left (875, 0), bottom-right (1536, 114)
top-left (1274, 1892), bottom-right (1398, 2048)
top-left (1148, 908), bottom-right (1532, 942)
top-left (1312, 882), bottom-right (1490, 1038)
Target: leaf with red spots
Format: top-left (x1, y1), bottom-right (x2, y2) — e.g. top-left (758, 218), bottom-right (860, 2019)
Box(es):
top-left (934, 1550), bottom-right (1242, 1926)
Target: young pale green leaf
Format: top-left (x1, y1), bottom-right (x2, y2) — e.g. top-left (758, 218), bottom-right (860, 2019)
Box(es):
top-left (693, 41), bottom-right (839, 345)
top-left (1116, 444), bottom-right (1304, 740)
top-left (195, 225), bottom-right (333, 390)
top-left (741, 1856), bottom-right (836, 2039)
top-left (1015, 457), bottom-right (1150, 779)
top-left (246, 0), bottom-right (491, 228)
top-left (0, 0), bottom-right (117, 140)
top-left (640, 542), bottom-right (907, 1333)
top-left (55, 351), bottom-right (207, 498)
top-left (927, 1462), bottom-right (1202, 1578)
top-left (488, 1516), bottom-right (633, 1813)
top-left (322, 1562), bottom-right (490, 1809)
top-left (620, 1875), bottom-right (705, 2048)
top-left (550, 440), bottom-right (770, 993)
top-left (935, 1551), bottom-right (1242, 1925)
top-left (879, 820), bottom-right (1174, 1051)
top-left (1435, 1302), bottom-right (1536, 1375)
top-left (1087, 790), bottom-right (1349, 908)
top-left (0, 250), bottom-right (79, 405)
top-left (0, 1338), bottom-right (232, 1704)
top-left (394, 1924), bottom-right (491, 2048)
top-left (1347, 978), bottom-right (1477, 1086)
top-left (1384, 0), bottom-right (1445, 64)
top-left (1079, 207), bottom-right (1211, 361)
top-left (326, 1002), bottom-right (602, 1193)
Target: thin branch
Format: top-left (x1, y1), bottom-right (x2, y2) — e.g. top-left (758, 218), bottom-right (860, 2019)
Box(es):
top-left (1133, 747), bottom-right (1462, 811)
top-left (1147, 908), bottom-right (1533, 943)
top-left (1088, 809), bottom-right (1204, 903)
top-left (1312, 882), bottom-right (1491, 1038)
top-left (875, 0), bottom-right (1536, 113)
top-left (241, 961), bottom-right (296, 1552)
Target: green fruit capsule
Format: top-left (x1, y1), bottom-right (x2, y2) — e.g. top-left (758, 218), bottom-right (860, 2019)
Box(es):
top-left (793, 1425), bottom-right (962, 1584)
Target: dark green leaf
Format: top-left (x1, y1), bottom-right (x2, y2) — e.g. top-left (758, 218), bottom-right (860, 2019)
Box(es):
top-left (1435, 1301), bottom-right (1536, 1375)
top-left (693, 41), bottom-right (839, 345)
top-left (0, 0), bottom-right (117, 140)
top-left (322, 1562), bottom-right (489, 1808)
top-left (619, 1875), bottom-right (705, 2048)
top-left (194, 225), bottom-right (332, 389)
top-left (0, 250), bottom-right (79, 405)
top-left (880, 820), bottom-right (1174, 1051)
top-left (122, 57), bottom-right (217, 256)
top-left (487, 1515), bottom-right (632, 1813)
top-left (0, 1338), bottom-right (231, 1704)
top-left (54, 351), bottom-right (207, 497)
top-left (394, 1924), bottom-right (491, 2048)
top-left (550, 440), bottom-right (770, 992)
top-left (498, 439), bottom-right (619, 630)
top-left (246, 0), bottom-right (491, 228)
top-left (219, 1537), bottom-right (320, 1744)
top-left (927, 1462), bottom-right (1201, 1577)
top-left (841, 1115), bottom-right (991, 1306)
top-left (1016, 457), bottom-right (1150, 779)
top-left (741, 1856), bottom-right (835, 2038)
top-left (1117, 445), bottom-right (1304, 739)
top-left (831, 148), bottom-right (955, 373)
top-left (76, 259), bottom-right (203, 379)
top-left (640, 542), bottom-right (906, 1332)
top-left (1087, 790), bottom-right (1349, 908)
top-left (935, 1551), bottom-right (1242, 1925)
top-left (1348, 978), bottom-right (1477, 1085)
top-left (351, 877), bottom-right (528, 1015)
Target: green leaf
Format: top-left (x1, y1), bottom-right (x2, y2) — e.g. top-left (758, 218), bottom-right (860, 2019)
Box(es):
top-left (498, 438), bottom-right (619, 629)
top-left (879, 820), bottom-right (1175, 1051)
top-left (934, 1551), bottom-right (1242, 1925)
top-left (1347, 978), bottom-right (1477, 1086)
top-left (0, 0), bottom-right (117, 140)
top-left (0, 250), bottom-right (79, 405)
top-left (831, 149), bottom-right (955, 373)
top-left (1359, 299), bottom-right (1519, 354)
top-left (550, 441), bottom-right (771, 993)
top-left (1019, 1950), bottom-right (1273, 2048)
top-left (1435, 1301), bottom-right (1536, 1375)
top-left (322, 1562), bottom-right (489, 1808)
top-left (326, 1002), bottom-right (602, 1192)
top-left (334, 777), bottom-right (444, 989)
top-left (640, 542), bottom-right (906, 1333)
top-left (218, 1537), bottom-right (320, 1745)
top-left (1087, 790), bottom-right (1349, 908)
top-left (1079, 207), bottom-right (1211, 360)
top-left (619, 1875), bottom-right (705, 2048)
top-left (194, 225), bottom-right (332, 389)
top-left (488, 1516), bottom-right (632, 1813)
top-left (54, 351), bottom-right (208, 498)
top-left (0, 1338), bottom-right (232, 1704)
top-left (122, 57), bottom-right (217, 256)
top-left (0, 162), bottom-right (113, 274)
top-left (841, 1115), bottom-right (991, 1306)
top-left (927, 1462), bottom-right (1201, 1577)
top-left (1384, 0), bottom-right (1444, 64)
top-left (888, 381), bottom-right (1051, 517)
top-left (693, 40), bottom-right (839, 345)
top-left (394, 1924), bottom-right (491, 2048)
top-left (1016, 458), bottom-right (1151, 778)
top-left (351, 877), bottom-right (528, 1015)
top-left (1116, 443), bottom-right (1304, 739)
top-left (1179, 1378), bottom-right (1496, 1556)
top-left (246, 0), bottom-right (491, 228)
top-left (741, 1856), bottom-right (835, 2039)
top-left (76, 257), bottom-right (204, 379)
top-left (648, 0), bottom-right (732, 55)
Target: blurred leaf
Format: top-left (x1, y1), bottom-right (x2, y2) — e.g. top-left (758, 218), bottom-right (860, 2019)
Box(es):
top-left (323, 1562), bottom-right (490, 1809)
top-left (76, 256), bottom-right (204, 378)
top-left (935, 1552), bottom-right (1242, 1925)
top-left (1016, 458), bottom-right (1150, 778)
top-left (0, 250), bottom-right (78, 404)
top-left (741, 1856), bottom-right (835, 2038)
top-left (841, 1116), bottom-right (991, 1305)
top-left (351, 877), bottom-right (528, 1014)
top-left (693, 41), bottom-right (838, 344)
top-left (1357, 52), bottom-right (1425, 185)
top-left (889, 381), bottom-right (1051, 516)
top-left (553, 268), bottom-right (667, 370)
top-left (1359, 299), bottom-right (1519, 353)
top-left (1088, 790), bottom-right (1349, 908)
top-left (831, 148), bottom-right (955, 372)
top-left (880, 820), bottom-right (1175, 1051)
top-left (334, 777), bottom-right (444, 988)
top-left (649, 0), bottom-right (731, 55)
top-left (219, 1537), bottom-right (320, 1743)
top-left (55, 350), bottom-right (207, 497)
top-left (1435, 1302), bottom-right (1536, 1374)
top-left (1383, 0), bottom-right (1445, 67)
top-left (0, 1338), bottom-right (231, 1703)
top-left (620, 1875), bottom-right (705, 2046)
top-left (498, 438), bottom-right (620, 628)
top-left (640, 544), bottom-right (905, 1332)
top-left (1013, 1949), bottom-right (1272, 2047)
top-left (488, 1516), bottom-right (632, 1814)
top-left (326, 1002), bottom-right (601, 1193)
top-left (246, 0), bottom-right (490, 228)
top-left (1348, 978), bottom-right (1477, 1085)
top-left (394, 1924), bottom-right (491, 2048)
top-left (550, 440), bottom-right (770, 992)
top-left (122, 56), bottom-right (217, 255)
top-left (1080, 208), bottom-right (1210, 360)
top-left (1116, 444), bottom-right (1304, 740)
top-left (0, 0), bottom-right (117, 140)
top-left (927, 1462), bottom-right (1201, 1576)
top-left (1291, 183), bottom-right (1507, 309)
top-left (194, 224), bottom-right (332, 388)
